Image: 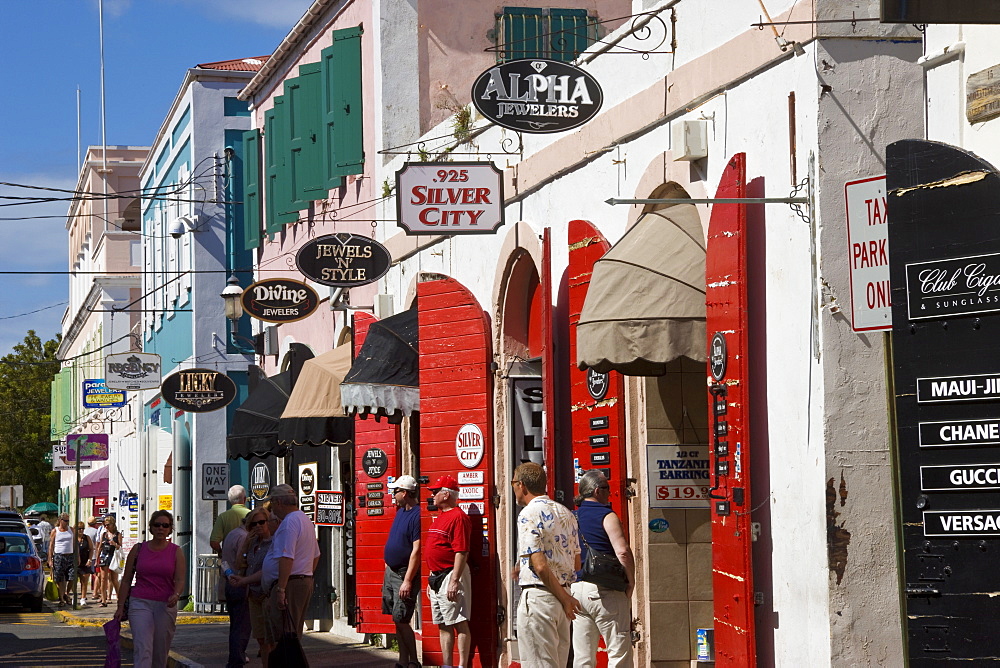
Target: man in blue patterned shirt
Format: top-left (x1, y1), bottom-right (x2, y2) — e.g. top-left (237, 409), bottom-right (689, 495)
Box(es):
top-left (512, 462), bottom-right (582, 667)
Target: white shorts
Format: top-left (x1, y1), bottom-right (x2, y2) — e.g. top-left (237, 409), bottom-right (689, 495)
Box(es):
top-left (428, 567), bottom-right (470, 626)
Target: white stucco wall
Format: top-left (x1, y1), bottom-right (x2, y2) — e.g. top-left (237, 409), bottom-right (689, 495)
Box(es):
top-left (371, 0), bottom-right (924, 664)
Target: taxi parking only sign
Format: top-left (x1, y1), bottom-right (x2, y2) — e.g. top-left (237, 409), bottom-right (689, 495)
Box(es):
top-left (202, 463), bottom-right (228, 501)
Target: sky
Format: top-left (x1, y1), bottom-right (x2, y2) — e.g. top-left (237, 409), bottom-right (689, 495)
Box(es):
top-left (0, 0), bottom-right (313, 358)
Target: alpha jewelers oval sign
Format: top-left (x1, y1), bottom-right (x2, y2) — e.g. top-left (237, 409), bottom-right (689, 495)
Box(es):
top-left (472, 58), bottom-right (603, 134)
top-left (295, 233), bottom-right (392, 288)
top-left (241, 278), bottom-right (319, 324)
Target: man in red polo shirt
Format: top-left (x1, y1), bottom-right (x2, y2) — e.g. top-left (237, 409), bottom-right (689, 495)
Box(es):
top-left (426, 474), bottom-right (472, 668)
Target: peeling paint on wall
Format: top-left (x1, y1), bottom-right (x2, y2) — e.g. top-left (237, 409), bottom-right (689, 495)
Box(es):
top-left (827, 472), bottom-right (852, 585)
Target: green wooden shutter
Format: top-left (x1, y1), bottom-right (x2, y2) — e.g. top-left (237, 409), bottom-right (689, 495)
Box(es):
top-left (242, 129), bottom-right (262, 250)
top-left (272, 97), bottom-right (300, 225)
top-left (322, 26), bottom-right (364, 183)
top-left (549, 9), bottom-right (591, 62)
top-left (285, 64), bottom-right (327, 204)
top-left (264, 107), bottom-right (282, 235)
top-left (503, 7), bottom-right (544, 61)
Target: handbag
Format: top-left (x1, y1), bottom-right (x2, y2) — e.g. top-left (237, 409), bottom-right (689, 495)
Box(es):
top-left (580, 532), bottom-right (628, 592)
top-left (103, 617), bottom-right (122, 668)
top-left (44, 576), bottom-right (60, 602)
top-left (271, 608), bottom-right (310, 667)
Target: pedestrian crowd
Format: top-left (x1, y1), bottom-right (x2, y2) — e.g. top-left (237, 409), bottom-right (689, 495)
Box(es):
top-left (40, 464), bottom-right (634, 668)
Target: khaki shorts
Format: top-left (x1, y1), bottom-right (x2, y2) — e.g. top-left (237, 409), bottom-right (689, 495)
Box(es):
top-left (249, 596), bottom-right (274, 643)
top-left (428, 567), bottom-right (470, 626)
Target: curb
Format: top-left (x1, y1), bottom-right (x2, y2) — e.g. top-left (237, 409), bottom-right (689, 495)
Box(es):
top-left (55, 609), bottom-right (228, 628)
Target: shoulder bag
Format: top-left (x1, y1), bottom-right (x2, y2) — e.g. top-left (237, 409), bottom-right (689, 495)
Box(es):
top-left (579, 531), bottom-right (628, 592)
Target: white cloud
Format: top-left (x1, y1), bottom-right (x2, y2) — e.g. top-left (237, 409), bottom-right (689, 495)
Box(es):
top-left (172, 0), bottom-right (313, 29)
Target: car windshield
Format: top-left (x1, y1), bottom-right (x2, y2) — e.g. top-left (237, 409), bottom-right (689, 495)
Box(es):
top-left (0, 522), bottom-right (27, 534)
top-left (0, 535), bottom-right (30, 553)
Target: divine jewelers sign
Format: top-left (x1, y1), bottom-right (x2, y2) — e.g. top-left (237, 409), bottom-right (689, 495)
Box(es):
top-left (396, 162), bottom-right (504, 235)
top-left (905, 252), bottom-right (1000, 320)
top-left (105, 353), bottom-right (162, 390)
top-left (472, 58), bottom-right (603, 133)
top-left (161, 368), bottom-right (237, 413)
top-left (241, 278), bottom-right (319, 324)
top-left (295, 233), bottom-right (391, 288)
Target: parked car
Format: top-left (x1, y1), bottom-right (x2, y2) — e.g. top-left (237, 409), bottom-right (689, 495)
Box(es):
top-left (23, 519), bottom-right (43, 555)
top-left (0, 531), bottom-right (44, 612)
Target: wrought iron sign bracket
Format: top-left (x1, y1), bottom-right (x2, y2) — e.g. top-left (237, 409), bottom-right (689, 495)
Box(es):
top-left (605, 176), bottom-right (814, 225)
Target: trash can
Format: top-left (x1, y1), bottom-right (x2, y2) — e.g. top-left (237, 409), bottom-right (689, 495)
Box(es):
top-left (194, 553), bottom-right (224, 613)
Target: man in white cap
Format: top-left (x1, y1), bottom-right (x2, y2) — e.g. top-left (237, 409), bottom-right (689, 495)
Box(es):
top-left (383, 474), bottom-right (421, 668)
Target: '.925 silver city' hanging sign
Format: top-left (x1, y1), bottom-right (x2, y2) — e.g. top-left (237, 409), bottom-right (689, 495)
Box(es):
top-left (471, 58), bottom-right (603, 134)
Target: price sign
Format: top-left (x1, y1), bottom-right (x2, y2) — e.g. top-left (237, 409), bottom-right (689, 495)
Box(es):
top-left (647, 444), bottom-right (711, 509)
top-left (315, 491), bottom-right (344, 527)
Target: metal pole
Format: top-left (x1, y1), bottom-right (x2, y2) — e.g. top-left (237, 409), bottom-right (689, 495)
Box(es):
top-left (605, 196), bottom-right (809, 206)
top-left (73, 448), bottom-right (81, 610)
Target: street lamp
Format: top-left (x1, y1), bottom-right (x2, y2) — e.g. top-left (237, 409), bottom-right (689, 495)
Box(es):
top-left (220, 275), bottom-right (255, 353)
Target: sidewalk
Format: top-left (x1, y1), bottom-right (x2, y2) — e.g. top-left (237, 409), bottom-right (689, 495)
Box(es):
top-left (57, 600), bottom-right (401, 667)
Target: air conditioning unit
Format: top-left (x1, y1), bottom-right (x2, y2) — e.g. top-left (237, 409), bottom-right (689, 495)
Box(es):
top-left (672, 120), bottom-right (708, 161)
top-left (262, 326), bottom-right (279, 356)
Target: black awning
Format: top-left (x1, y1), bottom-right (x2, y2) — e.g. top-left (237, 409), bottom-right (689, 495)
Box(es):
top-left (341, 307), bottom-right (419, 424)
top-left (227, 371), bottom-right (292, 460)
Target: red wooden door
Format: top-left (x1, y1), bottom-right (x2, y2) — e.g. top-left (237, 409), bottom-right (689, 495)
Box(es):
top-left (705, 154), bottom-right (756, 666)
top-left (568, 220), bottom-right (629, 520)
top-left (352, 311), bottom-right (401, 635)
top-left (418, 277), bottom-right (498, 668)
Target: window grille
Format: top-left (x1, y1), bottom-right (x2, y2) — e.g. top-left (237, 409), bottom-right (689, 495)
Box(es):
top-left (496, 8), bottom-right (597, 63)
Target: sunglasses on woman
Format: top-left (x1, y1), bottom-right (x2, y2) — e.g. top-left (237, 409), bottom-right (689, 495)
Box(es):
top-left (151, 522), bottom-right (172, 529)
top-left (248, 519), bottom-right (267, 528)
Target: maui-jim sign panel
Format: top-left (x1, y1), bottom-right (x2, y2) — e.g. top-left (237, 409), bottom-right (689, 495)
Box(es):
top-left (161, 368), bottom-right (237, 413)
top-left (472, 58), bottom-right (603, 133)
top-left (905, 252), bottom-right (1000, 319)
top-left (295, 233), bottom-right (391, 287)
top-left (396, 162), bottom-right (504, 235)
top-left (105, 352), bottom-right (162, 391)
top-left (241, 278), bottom-right (319, 324)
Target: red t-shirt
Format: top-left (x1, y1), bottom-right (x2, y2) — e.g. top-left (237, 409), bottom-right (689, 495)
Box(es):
top-left (425, 507), bottom-right (471, 572)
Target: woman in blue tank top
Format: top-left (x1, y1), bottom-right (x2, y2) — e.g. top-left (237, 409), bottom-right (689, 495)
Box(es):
top-left (571, 470), bottom-right (636, 668)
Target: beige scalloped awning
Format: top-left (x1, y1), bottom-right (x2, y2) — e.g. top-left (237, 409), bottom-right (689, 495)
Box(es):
top-left (577, 205), bottom-right (706, 376)
top-left (277, 345), bottom-right (354, 447)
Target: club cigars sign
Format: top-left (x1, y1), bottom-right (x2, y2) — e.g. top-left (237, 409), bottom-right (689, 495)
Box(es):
top-left (396, 162), bottom-right (504, 235)
top-left (161, 368), bottom-right (237, 413)
top-left (472, 58), bottom-right (603, 134)
top-left (241, 278), bottom-right (319, 324)
top-left (295, 233), bottom-right (391, 288)
top-left (906, 251), bottom-right (1000, 320)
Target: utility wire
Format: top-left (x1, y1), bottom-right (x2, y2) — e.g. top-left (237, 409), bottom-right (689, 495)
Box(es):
top-left (0, 302), bottom-right (67, 320)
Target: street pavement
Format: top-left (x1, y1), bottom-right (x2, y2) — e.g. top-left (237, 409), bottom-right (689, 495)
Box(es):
top-left (53, 597), bottom-right (401, 667)
top-left (0, 603), bottom-right (134, 666)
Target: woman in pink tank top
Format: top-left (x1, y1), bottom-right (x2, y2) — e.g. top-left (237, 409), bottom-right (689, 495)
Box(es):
top-left (114, 510), bottom-right (186, 668)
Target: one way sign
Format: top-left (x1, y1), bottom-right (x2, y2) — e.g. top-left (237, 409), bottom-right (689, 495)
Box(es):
top-left (202, 463), bottom-right (229, 501)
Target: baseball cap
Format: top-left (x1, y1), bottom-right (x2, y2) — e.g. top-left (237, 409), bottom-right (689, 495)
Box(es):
top-left (428, 474), bottom-right (459, 493)
top-left (389, 475), bottom-right (418, 492)
top-left (263, 484), bottom-right (296, 501)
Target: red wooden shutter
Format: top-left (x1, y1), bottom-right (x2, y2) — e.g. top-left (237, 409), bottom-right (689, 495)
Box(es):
top-left (417, 277), bottom-right (498, 668)
top-left (705, 154), bottom-right (756, 666)
top-left (352, 311), bottom-right (400, 635)
top-left (567, 220), bottom-right (628, 525)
